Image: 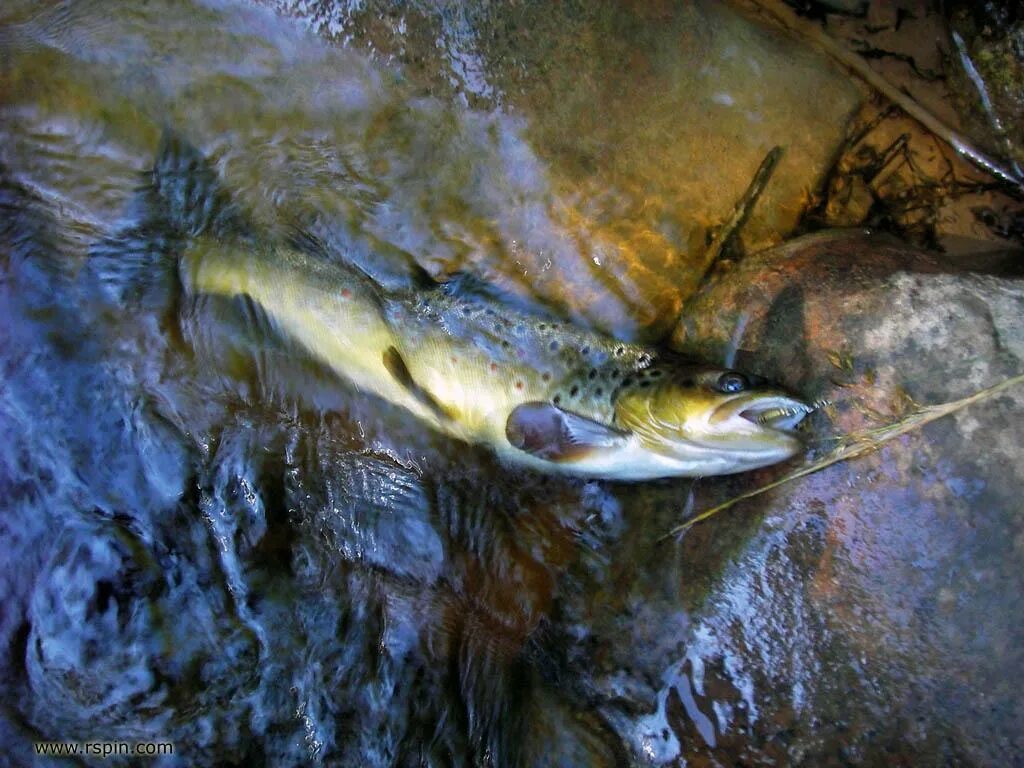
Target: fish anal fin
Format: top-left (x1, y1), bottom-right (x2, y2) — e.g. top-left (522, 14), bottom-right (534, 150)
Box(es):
top-left (506, 403), bottom-right (628, 462)
top-left (382, 346), bottom-right (454, 422)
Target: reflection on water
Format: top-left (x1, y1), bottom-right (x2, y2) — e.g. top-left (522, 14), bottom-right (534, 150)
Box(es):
top-left (4, 0), bottom-right (1015, 766)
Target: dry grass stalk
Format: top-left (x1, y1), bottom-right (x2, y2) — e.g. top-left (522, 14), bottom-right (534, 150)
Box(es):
top-left (663, 372), bottom-right (1024, 540)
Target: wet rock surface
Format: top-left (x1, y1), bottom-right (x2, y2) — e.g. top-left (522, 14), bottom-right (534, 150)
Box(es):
top-left (570, 231), bottom-right (1024, 764)
top-left (798, 0), bottom-right (1024, 252)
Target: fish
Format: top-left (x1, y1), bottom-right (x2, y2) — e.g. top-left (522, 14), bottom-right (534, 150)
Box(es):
top-left (149, 135), bottom-right (813, 481)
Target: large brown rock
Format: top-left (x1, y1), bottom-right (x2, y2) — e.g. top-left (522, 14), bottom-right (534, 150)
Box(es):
top-left (558, 231), bottom-right (1024, 764)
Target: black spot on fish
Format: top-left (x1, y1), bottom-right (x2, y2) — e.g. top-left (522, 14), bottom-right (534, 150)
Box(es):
top-left (622, 376), bottom-right (634, 387)
top-left (588, 369), bottom-right (597, 380)
top-left (611, 370), bottom-right (620, 379)
top-left (549, 340), bottom-right (559, 351)
top-left (615, 346), bottom-right (624, 357)
top-left (595, 387), bottom-right (603, 397)
top-left (650, 370), bottom-right (663, 378)
top-left (570, 385), bottom-right (579, 397)
top-left (640, 380), bottom-right (652, 388)
top-left (553, 394), bottom-right (562, 405)
top-left (502, 340), bottom-right (511, 348)
top-left (538, 323), bottom-right (547, 331)
top-left (542, 372), bottom-right (551, 382)
top-left (581, 345), bottom-right (591, 356)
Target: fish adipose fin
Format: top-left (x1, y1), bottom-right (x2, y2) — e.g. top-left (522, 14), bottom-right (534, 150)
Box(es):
top-left (506, 403), bottom-right (629, 462)
top-left (382, 346), bottom-right (454, 423)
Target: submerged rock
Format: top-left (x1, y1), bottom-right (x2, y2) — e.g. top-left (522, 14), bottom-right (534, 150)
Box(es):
top-left (553, 231), bottom-right (1024, 764)
top-left (264, 0), bottom-right (863, 336)
top-left (1, 0), bottom-right (862, 343)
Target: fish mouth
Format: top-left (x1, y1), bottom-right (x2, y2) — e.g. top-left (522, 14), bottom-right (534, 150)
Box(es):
top-left (647, 391), bottom-right (814, 474)
top-left (708, 392), bottom-right (814, 436)
top-left (629, 390), bottom-right (814, 474)
top-left (735, 395), bottom-right (813, 434)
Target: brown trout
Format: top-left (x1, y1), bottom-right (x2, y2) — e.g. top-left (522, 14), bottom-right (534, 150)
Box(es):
top-left (182, 239), bottom-right (812, 480)
top-left (131, 132), bottom-right (812, 480)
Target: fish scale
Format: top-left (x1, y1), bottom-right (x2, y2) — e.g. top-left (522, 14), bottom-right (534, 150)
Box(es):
top-left (385, 287), bottom-right (653, 437)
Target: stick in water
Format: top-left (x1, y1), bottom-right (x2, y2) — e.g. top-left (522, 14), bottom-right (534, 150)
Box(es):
top-left (662, 372), bottom-right (1024, 539)
top-left (739, 0), bottom-right (1024, 191)
top-left (701, 145), bottom-right (785, 279)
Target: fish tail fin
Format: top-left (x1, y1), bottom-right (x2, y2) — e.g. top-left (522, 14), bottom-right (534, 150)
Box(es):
top-left (86, 129), bottom-right (239, 308)
top-left (145, 128), bottom-right (240, 238)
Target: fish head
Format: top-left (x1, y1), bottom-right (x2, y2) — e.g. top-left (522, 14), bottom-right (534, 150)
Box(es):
top-left (613, 363), bottom-right (812, 475)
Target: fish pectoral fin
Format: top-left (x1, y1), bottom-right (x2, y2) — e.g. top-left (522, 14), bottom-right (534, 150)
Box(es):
top-left (505, 403), bottom-right (629, 462)
top-left (382, 346), bottom-right (455, 423)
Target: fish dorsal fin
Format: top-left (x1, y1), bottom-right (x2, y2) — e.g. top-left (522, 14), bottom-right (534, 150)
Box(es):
top-left (284, 219), bottom-right (436, 295)
top-left (283, 224), bottom-right (333, 262)
top-left (382, 345), bottom-right (454, 422)
top-left (439, 271), bottom-right (561, 321)
top-left (505, 403), bottom-right (629, 462)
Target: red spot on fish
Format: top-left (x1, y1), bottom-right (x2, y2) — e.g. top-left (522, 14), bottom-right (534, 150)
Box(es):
top-left (515, 381), bottom-right (524, 390)
top-left (490, 362), bottom-right (499, 372)
top-left (451, 356), bottom-right (458, 364)
top-left (341, 288), bottom-right (353, 299)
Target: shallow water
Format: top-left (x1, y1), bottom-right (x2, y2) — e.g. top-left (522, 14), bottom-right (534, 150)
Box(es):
top-left (2, 1), bottom-right (1019, 766)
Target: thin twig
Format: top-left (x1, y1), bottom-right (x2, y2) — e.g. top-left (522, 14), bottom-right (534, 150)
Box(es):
top-left (739, 0), bottom-right (1024, 191)
top-left (699, 145), bottom-right (784, 282)
top-left (660, 371), bottom-right (1024, 540)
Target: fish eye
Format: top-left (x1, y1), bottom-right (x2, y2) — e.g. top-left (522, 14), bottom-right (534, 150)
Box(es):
top-left (716, 372), bottom-right (749, 394)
